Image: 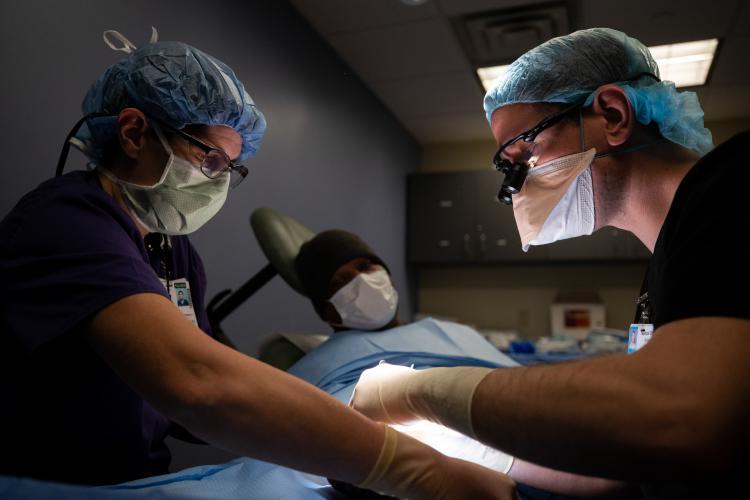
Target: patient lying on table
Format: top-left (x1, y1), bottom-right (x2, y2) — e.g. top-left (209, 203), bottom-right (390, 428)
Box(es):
top-left (283, 229), bottom-right (635, 499)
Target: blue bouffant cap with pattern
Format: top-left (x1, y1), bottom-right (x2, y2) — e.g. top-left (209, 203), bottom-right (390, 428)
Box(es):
top-left (75, 29), bottom-right (266, 163)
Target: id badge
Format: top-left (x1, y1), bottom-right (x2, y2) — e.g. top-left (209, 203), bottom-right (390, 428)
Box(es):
top-left (628, 323), bottom-right (654, 353)
top-left (160, 277), bottom-right (199, 326)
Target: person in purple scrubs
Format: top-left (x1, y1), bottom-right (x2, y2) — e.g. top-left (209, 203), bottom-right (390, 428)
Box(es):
top-left (0, 30), bottom-right (515, 499)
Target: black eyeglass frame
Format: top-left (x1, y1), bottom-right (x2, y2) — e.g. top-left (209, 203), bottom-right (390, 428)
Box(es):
top-left (490, 73), bottom-right (661, 205)
top-left (56, 110), bottom-right (249, 189)
top-left (144, 113), bottom-right (248, 188)
top-left (491, 101), bottom-right (583, 205)
top-left (492, 100), bottom-right (583, 171)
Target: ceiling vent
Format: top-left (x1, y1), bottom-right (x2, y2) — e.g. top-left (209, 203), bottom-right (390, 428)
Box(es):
top-left (454, 2), bottom-right (570, 67)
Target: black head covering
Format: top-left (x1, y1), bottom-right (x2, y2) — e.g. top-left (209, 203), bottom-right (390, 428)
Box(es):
top-left (295, 230), bottom-right (388, 314)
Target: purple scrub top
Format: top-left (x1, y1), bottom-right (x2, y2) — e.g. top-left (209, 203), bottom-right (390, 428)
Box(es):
top-left (0, 170), bottom-right (213, 485)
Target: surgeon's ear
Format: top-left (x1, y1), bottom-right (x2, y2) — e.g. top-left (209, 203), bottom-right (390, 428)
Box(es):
top-left (589, 85), bottom-right (634, 147)
top-left (116, 108), bottom-right (150, 160)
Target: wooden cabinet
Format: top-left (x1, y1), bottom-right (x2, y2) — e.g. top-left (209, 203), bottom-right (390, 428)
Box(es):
top-left (408, 170), bottom-right (648, 264)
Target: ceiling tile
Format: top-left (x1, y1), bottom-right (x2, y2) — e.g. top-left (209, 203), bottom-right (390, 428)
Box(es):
top-left (692, 86), bottom-right (711, 105)
top-left (437, 0), bottom-right (555, 16)
top-left (402, 111), bottom-right (491, 142)
top-left (371, 72), bottom-right (485, 118)
top-left (709, 36), bottom-right (750, 85)
top-left (289, 0), bottom-right (440, 35)
top-left (327, 18), bottom-right (471, 82)
top-left (701, 84), bottom-right (750, 121)
top-left (579, 0), bottom-right (739, 45)
top-left (729, 0), bottom-right (750, 36)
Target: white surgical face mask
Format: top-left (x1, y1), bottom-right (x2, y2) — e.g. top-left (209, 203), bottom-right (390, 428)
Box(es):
top-left (329, 269), bottom-right (399, 331)
top-left (511, 148), bottom-right (596, 251)
top-left (101, 126), bottom-right (229, 235)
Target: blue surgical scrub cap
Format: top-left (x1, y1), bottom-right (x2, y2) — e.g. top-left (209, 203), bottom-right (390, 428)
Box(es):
top-left (483, 28), bottom-right (713, 156)
top-left (75, 30), bottom-right (266, 163)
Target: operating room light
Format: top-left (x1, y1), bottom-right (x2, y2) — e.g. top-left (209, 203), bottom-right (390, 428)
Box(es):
top-left (648, 38), bottom-right (718, 88)
top-left (476, 38), bottom-right (719, 91)
top-left (476, 65), bottom-right (510, 92)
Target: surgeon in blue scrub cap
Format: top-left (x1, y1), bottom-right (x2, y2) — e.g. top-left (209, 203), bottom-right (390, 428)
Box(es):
top-left (482, 27), bottom-right (714, 251)
top-left (1, 30), bottom-right (514, 498)
top-left (352, 28), bottom-right (750, 499)
top-left (57, 29), bottom-right (267, 235)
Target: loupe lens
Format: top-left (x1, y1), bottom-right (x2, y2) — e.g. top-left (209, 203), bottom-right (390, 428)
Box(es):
top-left (496, 187), bottom-right (513, 205)
top-left (503, 162), bottom-right (528, 194)
top-left (494, 158), bottom-right (511, 173)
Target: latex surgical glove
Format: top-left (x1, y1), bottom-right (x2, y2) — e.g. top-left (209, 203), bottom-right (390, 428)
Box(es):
top-left (350, 363), bottom-right (420, 424)
top-left (359, 424), bottom-right (516, 500)
top-left (350, 362), bottom-right (494, 437)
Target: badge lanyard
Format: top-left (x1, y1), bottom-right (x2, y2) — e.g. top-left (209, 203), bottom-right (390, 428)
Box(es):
top-left (145, 233), bottom-right (173, 289)
top-left (629, 291), bottom-right (654, 353)
top-left (146, 234), bottom-right (200, 326)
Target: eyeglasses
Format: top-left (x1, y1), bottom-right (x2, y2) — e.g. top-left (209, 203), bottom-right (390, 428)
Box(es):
top-left (492, 101), bottom-right (581, 205)
top-left (145, 113), bottom-right (248, 189)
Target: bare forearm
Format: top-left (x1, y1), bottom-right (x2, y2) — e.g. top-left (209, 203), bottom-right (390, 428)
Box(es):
top-left (509, 459), bottom-right (635, 498)
top-left (170, 344), bottom-right (385, 484)
top-left (471, 319), bottom-right (750, 481)
top-left (87, 294), bottom-right (384, 484)
top-left (471, 355), bottom-right (666, 477)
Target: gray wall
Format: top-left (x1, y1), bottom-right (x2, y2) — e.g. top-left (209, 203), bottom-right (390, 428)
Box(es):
top-left (1, 0), bottom-right (418, 470)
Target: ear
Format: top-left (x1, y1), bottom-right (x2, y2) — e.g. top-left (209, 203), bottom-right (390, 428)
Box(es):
top-left (589, 85), bottom-right (634, 147)
top-left (116, 108), bottom-right (150, 160)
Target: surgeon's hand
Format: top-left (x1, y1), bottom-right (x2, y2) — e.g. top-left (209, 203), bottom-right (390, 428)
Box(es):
top-left (351, 362), bottom-right (494, 437)
top-left (440, 455), bottom-right (517, 500)
top-left (359, 424), bottom-right (516, 500)
top-left (350, 362), bottom-right (420, 424)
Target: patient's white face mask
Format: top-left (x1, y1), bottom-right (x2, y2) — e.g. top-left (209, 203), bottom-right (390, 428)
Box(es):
top-left (329, 269), bottom-right (398, 330)
top-left (511, 148), bottom-right (596, 251)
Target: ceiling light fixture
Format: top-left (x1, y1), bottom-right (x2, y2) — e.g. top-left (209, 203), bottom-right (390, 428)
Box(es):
top-left (476, 65), bottom-right (510, 92)
top-left (648, 38), bottom-right (719, 88)
top-left (476, 38), bottom-right (719, 92)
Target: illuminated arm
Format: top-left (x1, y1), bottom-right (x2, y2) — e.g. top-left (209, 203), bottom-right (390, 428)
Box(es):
top-left (352, 317), bottom-right (750, 482)
top-left (86, 293), bottom-right (515, 499)
top-left (472, 317), bottom-right (750, 480)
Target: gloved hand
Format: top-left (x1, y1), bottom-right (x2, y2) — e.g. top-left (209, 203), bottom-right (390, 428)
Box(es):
top-left (359, 424), bottom-right (516, 500)
top-left (350, 363), bottom-right (420, 424)
top-left (350, 362), bottom-right (493, 438)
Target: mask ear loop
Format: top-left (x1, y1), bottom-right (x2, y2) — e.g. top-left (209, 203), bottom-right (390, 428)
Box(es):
top-left (102, 27), bottom-right (159, 54)
top-left (102, 30), bottom-right (137, 54)
top-left (150, 121), bottom-right (174, 156)
top-left (579, 106), bottom-right (587, 152)
top-left (146, 122), bottom-right (176, 186)
top-left (56, 113), bottom-right (110, 176)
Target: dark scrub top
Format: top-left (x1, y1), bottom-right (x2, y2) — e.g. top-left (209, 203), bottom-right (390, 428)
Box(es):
top-left (0, 170), bottom-right (213, 485)
top-left (637, 132), bottom-right (749, 499)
